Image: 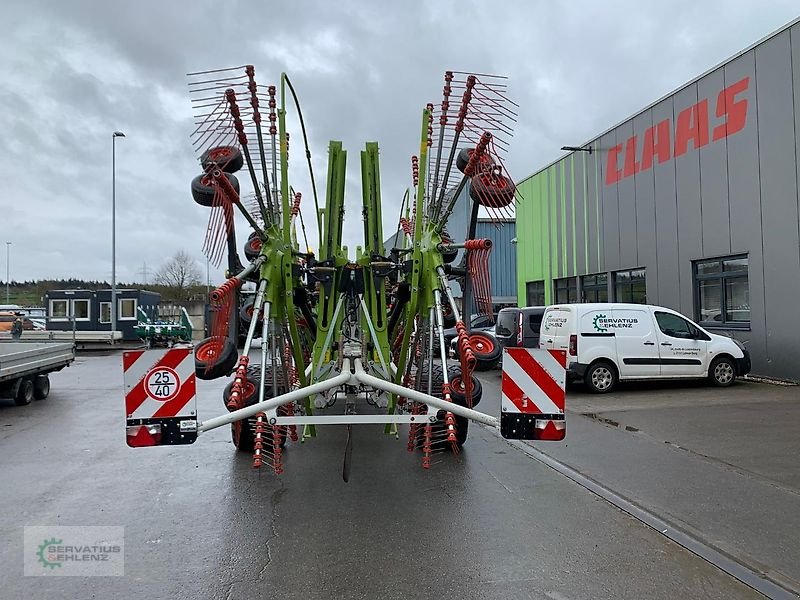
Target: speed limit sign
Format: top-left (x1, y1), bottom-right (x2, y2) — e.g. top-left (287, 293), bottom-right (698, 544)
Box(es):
top-left (144, 367), bottom-right (180, 402)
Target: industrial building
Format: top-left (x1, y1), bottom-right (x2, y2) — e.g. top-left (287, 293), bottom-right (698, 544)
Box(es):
top-left (515, 17), bottom-right (800, 380)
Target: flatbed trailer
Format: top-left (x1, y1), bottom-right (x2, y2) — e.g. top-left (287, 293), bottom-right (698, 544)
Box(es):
top-left (0, 341), bottom-right (76, 406)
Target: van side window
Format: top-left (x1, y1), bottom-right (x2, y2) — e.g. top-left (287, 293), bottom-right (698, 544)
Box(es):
top-left (528, 314), bottom-right (543, 332)
top-left (655, 312), bottom-right (695, 339)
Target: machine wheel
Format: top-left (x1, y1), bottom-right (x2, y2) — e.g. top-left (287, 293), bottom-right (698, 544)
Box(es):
top-left (585, 361), bottom-right (617, 393)
top-left (469, 172), bottom-right (516, 208)
top-left (708, 356), bottom-right (736, 387)
top-left (191, 172), bottom-right (240, 207)
top-left (200, 145), bottom-right (243, 173)
top-left (449, 372), bottom-right (482, 407)
top-left (244, 232), bottom-right (263, 261)
top-left (15, 378), bottom-right (34, 406)
top-left (456, 147), bottom-right (495, 175)
top-left (470, 332), bottom-right (501, 371)
top-left (418, 364), bottom-right (474, 447)
top-left (194, 336), bottom-right (238, 380)
top-left (33, 375), bottom-right (50, 400)
top-left (441, 304), bottom-right (456, 328)
top-left (229, 367), bottom-right (287, 452)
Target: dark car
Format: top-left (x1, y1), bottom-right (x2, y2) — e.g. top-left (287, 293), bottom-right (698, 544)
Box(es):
top-left (495, 306), bottom-right (546, 349)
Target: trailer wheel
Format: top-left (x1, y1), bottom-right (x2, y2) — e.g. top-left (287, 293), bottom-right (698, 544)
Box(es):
top-left (15, 379), bottom-right (34, 406)
top-left (194, 336), bottom-right (238, 380)
top-left (33, 375), bottom-right (50, 400)
top-left (470, 332), bottom-right (501, 371)
top-left (449, 373), bottom-right (482, 407)
top-left (200, 145), bottom-right (243, 174)
top-left (191, 172), bottom-right (240, 207)
top-left (469, 172), bottom-right (516, 208)
top-left (456, 147), bottom-right (495, 175)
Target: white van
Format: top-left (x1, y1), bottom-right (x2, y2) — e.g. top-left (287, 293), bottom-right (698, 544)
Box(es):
top-left (539, 303), bottom-right (751, 393)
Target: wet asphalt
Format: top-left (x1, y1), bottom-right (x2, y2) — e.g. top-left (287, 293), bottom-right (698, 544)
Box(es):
top-left (0, 352), bottom-right (774, 599)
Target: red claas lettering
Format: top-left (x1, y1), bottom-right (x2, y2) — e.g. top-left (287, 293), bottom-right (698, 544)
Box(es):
top-left (604, 77), bottom-right (749, 185)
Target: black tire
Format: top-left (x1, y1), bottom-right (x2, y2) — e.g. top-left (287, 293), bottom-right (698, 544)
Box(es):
top-left (33, 375), bottom-right (50, 400)
top-left (418, 364), bottom-right (473, 447)
top-left (194, 336), bottom-right (238, 380)
top-left (584, 361), bottom-right (618, 394)
top-left (470, 332), bottom-right (501, 371)
top-left (708, 356), bottom-right (736, 387)
top-left (239, 297), bottom-right (260, 324)
top-left (201, 145), bottom-right (243, 174)
top-left (15, 379), bottom-right (34, 406)
top-left (228, 367), bottom-right (287, 452)
top-left (456, 148), bottom-right (495, 175)
top-left (244, 232), bottom-right (263, 261)
top-left (449, 372), bottom-right (482, 407)
top-left (191, 172), bottom-right (240, 207)
top-left (469, 172), bottom-right (516, 208)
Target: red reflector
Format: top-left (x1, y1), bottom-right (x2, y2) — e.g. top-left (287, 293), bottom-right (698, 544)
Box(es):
top-left (534, 419), bottom-right (566, 441)
top-left (126, 424), bottom-right (162, 447)
top-left (569, 334), bottom-right (577, 356)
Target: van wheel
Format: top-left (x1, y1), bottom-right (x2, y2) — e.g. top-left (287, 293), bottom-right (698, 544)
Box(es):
top-left (33, 375), bottom-right (50, 400)
top-left (709, 356), bottom-right (736, 387)
top-left (585, 361), bottom-right (617, 393)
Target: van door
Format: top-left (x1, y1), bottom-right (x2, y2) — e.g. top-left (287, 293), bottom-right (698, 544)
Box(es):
top-left (602, 308), bottom-right (661, 379)
top-left (523, 309), bottom-right (545, 348)
top-left (540, 307), bottom-right (572, 352)
top-left (653, 310), bottom-right (707, 377)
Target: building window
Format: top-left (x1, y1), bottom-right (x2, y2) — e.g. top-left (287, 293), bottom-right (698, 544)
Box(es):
top-left (694, 255), bottom-right (749, 327)
top-left (50, 299), bottom-right (69, 319)
top-left (99, 302), bottom-right (111, 324)
top-left (526, 280), bottom-right (545, 306)
top-left (581, 273), bottom-right (609, 303)
top-left (554, 277), bottom-right (578, 304)
top-left (72, 299), bottom-right (90, 320)
top-left (119, 298), bottom-right (137, 320)
top-left (614, 268), bottom-right (646, 303)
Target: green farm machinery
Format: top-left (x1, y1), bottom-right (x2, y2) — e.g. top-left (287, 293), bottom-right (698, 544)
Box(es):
top-left (123, 66), bottom-right (566, 478)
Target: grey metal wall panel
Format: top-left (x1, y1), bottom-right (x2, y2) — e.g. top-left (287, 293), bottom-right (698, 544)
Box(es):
top-left (723, 51), bottom-right (766, 371)
top-left (477, 221), bottom-right (517, 300)
top-left (600, 131), bottom-right (621, 270)
top-left (616, 120), bottom-right (639, 270)
top-left (792, 24), bottom-right (800, 308)
top-left (673, 83), bottom-right (704, 316)
top-left (633, 108), bottom-right (658, 302)
top-left (651, 96), bottom-right (681, 311)
top-left (698, 68), bottom-right (732, 257)
top-left (585, 150), bottom-right (600, 273)
top-left (574, 153), bottom-right (588, 275)
top-left (755, 31), bottom-right (800, 376)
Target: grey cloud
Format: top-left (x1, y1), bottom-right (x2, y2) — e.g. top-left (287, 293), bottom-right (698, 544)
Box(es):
top-left (1, 0), bottom-right (798, 285)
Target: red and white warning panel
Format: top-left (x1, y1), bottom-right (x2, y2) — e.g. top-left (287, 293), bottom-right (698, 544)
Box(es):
top-left (500, 348), bottom-right (566, 441)
top-left (123, 346), bottom-right (198, 447)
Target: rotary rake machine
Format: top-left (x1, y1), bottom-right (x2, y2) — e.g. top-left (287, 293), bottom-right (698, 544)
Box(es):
top-left (123, 66), bottom-right (566, 480)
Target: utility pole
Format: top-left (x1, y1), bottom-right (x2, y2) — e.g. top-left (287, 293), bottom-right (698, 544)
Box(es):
top-left (112, 131), bottom-right (126, 344)
top-left (5, 241), bottom-right (10, 304)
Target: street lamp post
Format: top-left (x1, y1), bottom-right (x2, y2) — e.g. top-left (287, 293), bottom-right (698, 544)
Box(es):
top-left (112, 131), bottom-right (126, 344)
top-left (5, 242), bottom-right (10, 304)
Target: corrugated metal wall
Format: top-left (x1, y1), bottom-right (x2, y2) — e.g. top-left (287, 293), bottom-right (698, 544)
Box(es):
top-left (516, 19), bottom-right (800, 380)
top-left (476, 220), bottom-right (517, 303)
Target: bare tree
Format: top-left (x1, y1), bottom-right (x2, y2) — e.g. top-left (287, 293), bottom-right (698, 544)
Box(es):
top-left (154, 250), bottom-right (202, 301)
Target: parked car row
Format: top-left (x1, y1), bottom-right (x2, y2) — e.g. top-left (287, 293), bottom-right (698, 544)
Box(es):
top-left (446, 303), bottom-right (751, 394)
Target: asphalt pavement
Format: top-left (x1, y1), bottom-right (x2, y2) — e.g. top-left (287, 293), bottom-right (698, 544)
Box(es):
top-left (0, 352), bottom-right (785, 599)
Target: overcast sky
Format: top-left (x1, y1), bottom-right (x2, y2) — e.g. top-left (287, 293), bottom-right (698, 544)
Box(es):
top-left (1, 1), bottom-right (797, 287)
